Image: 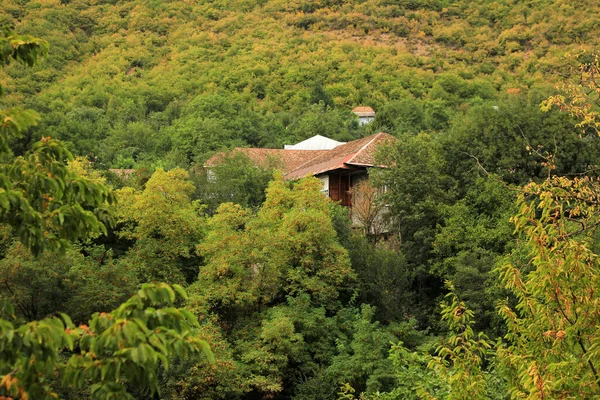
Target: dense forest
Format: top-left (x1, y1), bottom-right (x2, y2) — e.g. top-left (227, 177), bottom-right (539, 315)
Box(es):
top-left (1, 0), bottom-right (600, 398)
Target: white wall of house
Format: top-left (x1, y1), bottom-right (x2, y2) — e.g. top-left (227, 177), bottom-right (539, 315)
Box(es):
top-left (358, 116), bottom-right (375, 125)
top-left (319, 175), bottom-right (329, 196)
top-left (206, 169), bottom-right (216, 182)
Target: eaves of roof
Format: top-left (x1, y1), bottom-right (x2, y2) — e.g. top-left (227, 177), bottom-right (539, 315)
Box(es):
top-left (285, 132), bottom-right (396, 180)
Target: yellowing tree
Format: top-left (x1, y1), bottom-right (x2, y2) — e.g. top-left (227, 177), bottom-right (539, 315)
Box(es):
top-left (116, 168), bottom-right (205, 283)
top-left (0, 28), bottom-right (114, 256)
top-left (495, 52), bottom-right (600, 399)
top-left (497, 177), bottom-right (600, 398)
top-left (194, 176), bottom-right (355, 316)
top-left (541, 51), bottom-right (600, 136)
top-left (0, 30), bottom-right (213, 400)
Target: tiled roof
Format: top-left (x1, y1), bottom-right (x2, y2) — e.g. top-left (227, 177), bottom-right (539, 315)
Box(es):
top-left (285, 132), bottom-right (396, 180)
top-left (108, 168), bottom-right (135, 177)
top-left (205, 133), bottom-right (396, 179)
top-left (205, 148), bottom-right (328, 173)
top-left (352, 106), bottom-right (376, 117)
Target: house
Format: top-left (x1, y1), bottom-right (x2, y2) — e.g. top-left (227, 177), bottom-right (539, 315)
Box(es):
top-left (352, 106), bottom-right (376, 125)
top-left (205, 132), bottom-right (397, 209)
top-left (285, 132), bottom-right (395, 207)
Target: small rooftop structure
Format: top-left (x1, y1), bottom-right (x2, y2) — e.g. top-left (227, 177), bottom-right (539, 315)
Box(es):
top-left (108, 168), bottom-right (135, 178)
top-left (352, 106), bottom-right (376, 125)
top-left (284, 134), bottom-right (345, 150)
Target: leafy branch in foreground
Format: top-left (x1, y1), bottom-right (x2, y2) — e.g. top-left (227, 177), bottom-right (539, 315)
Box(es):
top-left (0, 27), bottom-right (114, 256)
top-left (497, 176), bottom-right (600, 398)
top-left (356, 284), bottom-right (499, 400)
top-left (421, 283), bottom-right (495, 400)
top-left (0, 282), bottom-right (214, 400)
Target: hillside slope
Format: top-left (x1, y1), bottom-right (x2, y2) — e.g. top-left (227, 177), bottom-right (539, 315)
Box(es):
top-left (1, 0), bottom-right (598, 167)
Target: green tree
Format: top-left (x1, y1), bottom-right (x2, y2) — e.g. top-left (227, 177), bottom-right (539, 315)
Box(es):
top-left (374, 133), bottom-right (453, 264)
top-left (373, 133), bottom-right (454, 323)
top-left (497, 176), bottom-right (600, 398)
top-left (234, 294), bottom-right (338, 397)
top-left (421, 285), bottom-right (497, 400)
top-left (194, 176), bottom-right (355, 317)
top-left (376, 285), bottom-right (504, 400)
top-left (432, 177), bottom-right (516, 333)
top-left (159, 313), bottom-right (244, 400)
top-left (166, 94), bottom-right (267, 166)
top-left (0, 30), bottom-right (213, 400)
top-left (284, 105), bottom-right (361, 144)
top-left (443, 93), bottom-right (600, 189)
top-left (541, 51), bottom-right (600, 136)
top-left (348, 234), bottom-right (414, 324)
top-left (325, 305), bottom-right (400, 397)
top-left (188, 177), bottom-right (357, 399)
top-left (0, 283), bottom-right (213, 399)
top-left (115, 168), bottom-right (205, 283)
top-left (372, 99), bottom-right (426, 135)
top-left (0, 28), bottom-right (114, 256)
top-left (194, 151), bottom-right (276, 214)
top-left (491, 64), bottom-right (600, 396)
top-left (0, 241), bottom-right (138, 323)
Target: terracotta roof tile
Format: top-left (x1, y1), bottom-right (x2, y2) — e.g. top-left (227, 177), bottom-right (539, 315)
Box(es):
top-left (108, 168), bottom-right (135, 177)
top-left (205, 148), bottom-right (328, 174)
top-left (352, 106), bottom-right (375, 113)
top-left (285, 132), bottom-right (396, 180)
top-left (352, 106), bottom-right (376, 117)
top-left (205, 133), bottom-right (396, 180)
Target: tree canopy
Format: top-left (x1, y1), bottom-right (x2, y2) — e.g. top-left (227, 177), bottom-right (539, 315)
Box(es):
top-left (3, 3), bottom-right (600, 399)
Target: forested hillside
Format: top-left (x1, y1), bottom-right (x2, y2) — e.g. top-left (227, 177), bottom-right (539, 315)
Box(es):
top-left (2, 0), bottom-right (600, 399)
top-left (1, 0), bottom-right (599, 167)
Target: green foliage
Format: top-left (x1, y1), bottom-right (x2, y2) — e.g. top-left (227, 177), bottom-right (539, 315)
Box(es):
top-left (372, 98), bottom-right (452, 135)
top-left (326, 305), bottom-right (399, 396)
top-left (184, 178), bottom-right (394, 399)
top-left (497, 176), bottom-right (600, 398)
top-left (381, 341), bottom-right (436, 400)
top-left (160, 315), bottom-right (244, 399)
top-left (347, 234), bottom-right (414, 324)
top-left (283, 104), bottom-right (362, 144)
top-left (194, 151), bottom-right (275, 214)
top-left (0, 27), bottom-right (49, 86)
top-left (115, 168), bottom-right (205, 283)
top-left (374, 133), bottom-right (453, 265)
top-left (541, 51), bottom-right (600, 136)
top-left (422, 284), bottom-right (496, 400)
top-left (195, 176), bottom-right (355, 316)
top-left (373, 133), bottom-right (452, 324)
top-left (2, 0), bottom-right (596, 167)
top-left (230, 296), bottom-right (412, 400)
top-left (166, 94), bottom-right (268, 166)
top-left (432, 178), bottom-right (516, 333)
top-left (0, 136), bottom-right (116, 255)
top-left (3, 4), bottom-right (600, 399)
top-left (0, 283), bottom-right (213, 399)
top-left (376, 285), bottom-right (505, 400)
top-left (442, 93), bottom-right (600, 187)
top-left (235, 294), bottom-right (337, 397)
top-left (0, 28), bottom-right (114, 256)
top-left (0, 34), bottom-right (217, 400)
top-left (0, 242), bottom-right (138, 323)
